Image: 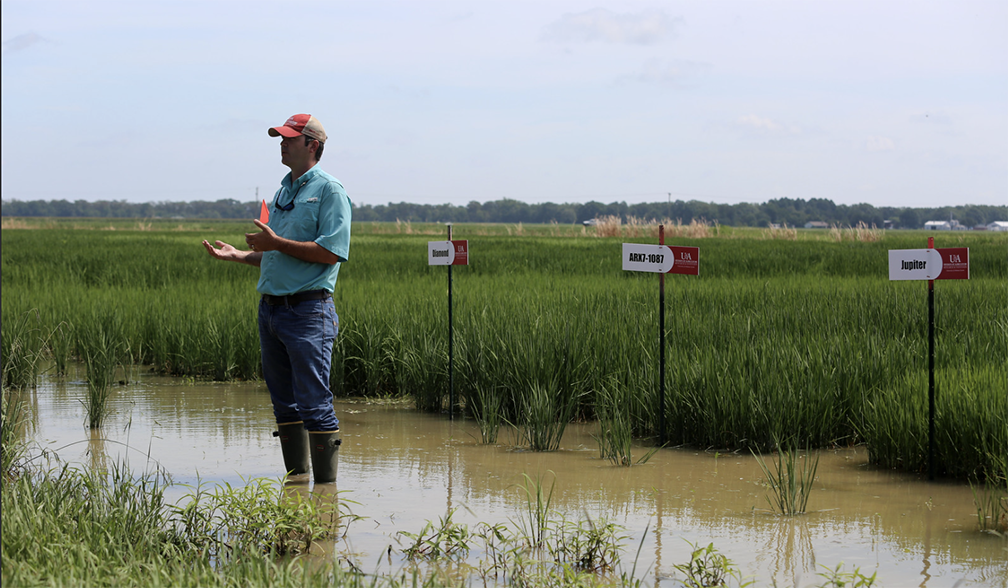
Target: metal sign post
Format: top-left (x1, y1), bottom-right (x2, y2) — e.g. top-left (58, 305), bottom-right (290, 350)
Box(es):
top-left (622, 228), bottom-right (699, 444)
top-left (887, 242), bottom-right (969, 480)
top-left (428, 232), bottom-right (469, 419)
top-left (448, 224), bottom-right (453, 420)
top-left (927, 236), bottom-right (935, 481)
top-left (659, 226), bottom-right (666, 446)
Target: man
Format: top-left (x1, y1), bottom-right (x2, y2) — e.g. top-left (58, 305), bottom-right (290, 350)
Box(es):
top-left (202, 113), bottom-right (351, 484)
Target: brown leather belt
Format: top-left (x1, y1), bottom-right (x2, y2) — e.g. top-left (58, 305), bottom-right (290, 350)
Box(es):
top-left (262, 290), bottom-right (331, 306)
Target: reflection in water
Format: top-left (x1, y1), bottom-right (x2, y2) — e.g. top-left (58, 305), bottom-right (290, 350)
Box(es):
top-left (87, 428), bottom-right (108, 474)
top-left (755, 519), bottom-right (815, 588)
top-left (24, 372), bottom-right (1008, 587)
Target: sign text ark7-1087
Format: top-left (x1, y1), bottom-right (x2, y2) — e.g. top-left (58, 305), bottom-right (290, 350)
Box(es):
top-left (622, 243), bottom-right (699, 275)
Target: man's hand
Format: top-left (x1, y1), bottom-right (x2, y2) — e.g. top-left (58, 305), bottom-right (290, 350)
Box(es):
top-left (203, 239), bottom-right (261, 266)
top-left (245, 220), bottom-right (279, 252)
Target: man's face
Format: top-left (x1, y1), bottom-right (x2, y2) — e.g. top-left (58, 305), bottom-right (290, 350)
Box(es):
top-left (279, 134), bottom-right (316, 169)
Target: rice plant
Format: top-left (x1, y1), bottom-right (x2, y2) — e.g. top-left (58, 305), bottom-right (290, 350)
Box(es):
top-left (77, 312), bottom-right (126, 429)
top-left (519, 380), bottom-right (573, 452)
top-left (971, 480), bottom-right (1008, 534)
top-left (752, 440), bottom-right (820, 516)
top-left (399, 333), bottom-right (447, 412)
top-left (459, 334), bottom-right (505, 443)
top-left (971, 452), bottom-right (1008, 534)
top-left (860, 366), bottom-right (1008, 481)
top-left (2, 225), bottom-right (1005, 479)
top-left (468, 380), bottom-right (503, 444)
top-left (1, 308), bottom-right (46, 390)
top-left (48, 321), bottom-right (74, 378)
top-left (1, 384), bottom-right (30, 481)
top-left (594, 375), bottom-right (658, 466)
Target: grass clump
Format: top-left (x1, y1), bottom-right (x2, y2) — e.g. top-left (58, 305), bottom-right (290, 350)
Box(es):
top-left (1, 456), bottom-right (344, 587)
top-left (1, 385), bottom-right (31, 482)
top-left (752, 439), bottom-right (820, 516)
top-left (971, 452), bottom-right (1008, 534)
top-left (594, 376), bottom-right (659, 467)
top-left (77, 312), bottom-right (128, 429)
top-left (1, 309), bottom-right (46, 391)
top-left (169, 475), bottom-right (343, 559)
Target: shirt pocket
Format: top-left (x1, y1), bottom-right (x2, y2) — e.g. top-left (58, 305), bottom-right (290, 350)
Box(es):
top-left (291, 198), bottom-right (320, 241)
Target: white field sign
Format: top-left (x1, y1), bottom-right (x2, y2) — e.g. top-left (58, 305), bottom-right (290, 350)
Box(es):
top-left (622, 243), bottom-right (675, 273)
top-left (888, 249), bottom-right (943, 281)
top-left (428, 240), bottom-right (469, 266)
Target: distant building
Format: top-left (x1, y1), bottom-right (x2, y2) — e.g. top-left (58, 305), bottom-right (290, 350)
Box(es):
top-left (804, 221), bottom-right (828, 229)
top-left (988, 221), bottom-right (1008, 232)
top-left (924, 219), bottom-right (966, 231)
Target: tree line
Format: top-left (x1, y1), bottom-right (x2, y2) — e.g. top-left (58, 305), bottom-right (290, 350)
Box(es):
top-left (2, 197), bottom-right (1005, 229)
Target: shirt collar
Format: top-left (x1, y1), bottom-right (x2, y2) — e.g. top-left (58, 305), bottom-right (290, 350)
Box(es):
top-left (281, 164), bottom-right (321, 191)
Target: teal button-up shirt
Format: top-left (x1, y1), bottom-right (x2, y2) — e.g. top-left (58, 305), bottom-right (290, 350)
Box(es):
top-left (257, 165), bottom-right (352, 296)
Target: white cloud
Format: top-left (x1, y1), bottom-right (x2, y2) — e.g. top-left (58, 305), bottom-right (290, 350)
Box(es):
top-left (2, 32), bottom-right (46, 55)
top-left (736, 114), bottom-right (801, 135)
top-left (866, 136), bottom-right (896, 151)
top-left (542, 8), bottom-right (680, 45)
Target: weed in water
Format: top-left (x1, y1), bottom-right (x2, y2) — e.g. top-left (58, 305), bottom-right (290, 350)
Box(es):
top-left (815, 563), bottom-right (878, 587)
top-left (398, 507), bottom-right (472, 561)
top-left (673, 540), bottom-right (754, 588)
top-left (1, 458), bottom-right (346, 587)
top-left (551, 514), bottom-right (625, 573)
top-left (169, 474), bottom-right (341, 558)
top-left (752, 439), bottom-right (820, 516)
top-left (515, 471), bottom-right (556, 551)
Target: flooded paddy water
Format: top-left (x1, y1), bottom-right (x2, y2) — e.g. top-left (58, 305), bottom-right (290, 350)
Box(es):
top-left (21, 369), bottom-right (1007, 587)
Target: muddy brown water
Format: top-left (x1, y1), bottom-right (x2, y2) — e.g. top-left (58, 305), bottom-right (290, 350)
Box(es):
top-left (20, 370), bottom-right (1008, 587)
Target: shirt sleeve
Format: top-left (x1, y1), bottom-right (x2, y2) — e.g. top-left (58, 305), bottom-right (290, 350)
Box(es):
top-left (315, 180), bottom-right (351, 261)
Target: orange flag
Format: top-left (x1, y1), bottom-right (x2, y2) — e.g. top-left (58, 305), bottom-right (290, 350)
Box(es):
top-left (259, 199), bottom-right (269, 224)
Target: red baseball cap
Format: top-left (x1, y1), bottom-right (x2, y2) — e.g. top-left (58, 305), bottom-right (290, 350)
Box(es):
top-left (268, 114), bottom-right (327, 143)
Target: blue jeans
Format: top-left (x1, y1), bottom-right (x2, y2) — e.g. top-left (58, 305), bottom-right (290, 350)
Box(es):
top-left (258, 297), bottom-right (339, 431)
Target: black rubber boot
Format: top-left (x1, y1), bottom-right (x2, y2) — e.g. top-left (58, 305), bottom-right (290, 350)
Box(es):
top-left (273, 422), bottom-right (310, 476)
top-left (309, 429), bottom-right (341, 484)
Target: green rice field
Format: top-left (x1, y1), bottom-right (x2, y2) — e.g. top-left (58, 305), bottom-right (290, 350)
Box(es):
top-left (2, 220), bottom-right (1006, 482)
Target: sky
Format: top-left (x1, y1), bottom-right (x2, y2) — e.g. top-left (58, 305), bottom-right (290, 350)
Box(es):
top-left (2, 0), bottom-right (1006, 208)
